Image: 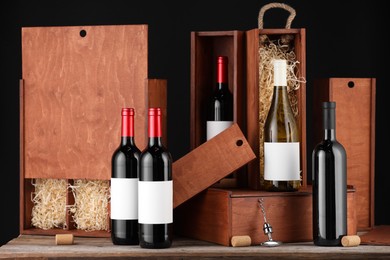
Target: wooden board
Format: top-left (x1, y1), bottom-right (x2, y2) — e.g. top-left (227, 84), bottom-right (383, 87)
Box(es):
top-left (173, 123), bottom-right (256, 208)
top-left (313, 78), bottom-right (376, 231)
top-left (2, 235), bottom-right (390, 259)
top-left (21, 25), bottom-right (148, 180)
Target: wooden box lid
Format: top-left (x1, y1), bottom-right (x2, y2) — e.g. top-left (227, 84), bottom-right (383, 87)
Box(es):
top-left (21, 25), bottom-right (148, 180)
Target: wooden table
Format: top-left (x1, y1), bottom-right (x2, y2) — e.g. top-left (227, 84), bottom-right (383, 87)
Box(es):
top-left (1, 235), bottom-right (390, 259)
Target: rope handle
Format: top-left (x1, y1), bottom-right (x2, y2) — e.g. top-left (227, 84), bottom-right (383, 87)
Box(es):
top-left (258, 2), bottom-right (296, 29)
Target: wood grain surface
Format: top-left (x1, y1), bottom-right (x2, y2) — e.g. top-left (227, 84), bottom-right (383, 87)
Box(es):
top-left (21, 25), bottom-right (148, 180)
top-left (1, 235), bottom-right (389, 259)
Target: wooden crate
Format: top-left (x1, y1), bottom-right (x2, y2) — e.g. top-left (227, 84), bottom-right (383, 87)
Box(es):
top-left (190, 30), bottom-right (247, 187)
top-left (174, 186), bottom-right (356, 246)
top-left (246, 28), bottom-right (307, 190)
top-left (19, 25), bottom-right (161, 237)
top-left (313, 78), bottom-right (376, 231)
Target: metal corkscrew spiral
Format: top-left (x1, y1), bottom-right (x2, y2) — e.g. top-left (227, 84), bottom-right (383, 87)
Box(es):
top-left (258, 198), bottom-right (282, 247)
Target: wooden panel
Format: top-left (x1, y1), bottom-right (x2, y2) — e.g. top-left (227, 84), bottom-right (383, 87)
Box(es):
top-left (147, 79), bottom-right (168, 146)
top-left (313, 78), bottom-right (375, 231)
top-left (21, 25), bottom-right (148, 180)
top-left (246, 28), bottom-right (307, 190)
top-left (232, 190), bottom-right (312, 245)
top-left (173, 123), bottom-right (256, 208)
top-left (174, 189), bottom-right (232, 246)
top-left (172, 123), bottom-right (255, 208)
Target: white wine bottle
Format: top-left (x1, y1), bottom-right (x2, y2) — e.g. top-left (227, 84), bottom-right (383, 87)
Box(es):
top-left (263, 59), bottom-right (301, 191)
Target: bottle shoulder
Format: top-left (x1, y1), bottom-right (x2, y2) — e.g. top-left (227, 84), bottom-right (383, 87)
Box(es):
top-left (140, 144), bottom-right (172, 159)
top-left (112, 145), bottom-right (141, 159)
top-left (313, 139), bottom-right (346, 154)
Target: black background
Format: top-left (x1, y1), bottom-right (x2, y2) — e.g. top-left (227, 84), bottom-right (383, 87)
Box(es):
top-left (1, 0), bottom-right (388, 245)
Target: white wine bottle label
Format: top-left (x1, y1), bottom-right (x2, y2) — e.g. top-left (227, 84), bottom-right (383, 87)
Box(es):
top-left (264, 142), bottom-right (300, 181)
top-left (138, 180), bottom-right (173, 224)
top-left (206, 121), bottom-right (233, 140)
top-left (110, 178), bottom-right (138, 220)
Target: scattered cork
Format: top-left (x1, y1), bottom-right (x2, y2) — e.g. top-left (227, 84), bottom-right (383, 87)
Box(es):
top-left (55, 234), bottom-right (74, 245)
top-left (231, 235), bottom-right (252, 247)
top-left (341, 235), bottom-right (361, 247)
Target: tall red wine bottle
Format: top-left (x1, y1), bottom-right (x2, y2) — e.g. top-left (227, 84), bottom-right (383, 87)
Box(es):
top-left (139, 107), bottom-right (173, 249)
top-left (111, 108), bottom-right (140, 245)
top-left (312, 101), bottom-right (347, 246)
top-left (206, 55), bottom-right (233, 140)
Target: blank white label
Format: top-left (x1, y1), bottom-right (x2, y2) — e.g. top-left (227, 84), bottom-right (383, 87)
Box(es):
top-left (206, 121), bottom-right (233, 140)
top-left (110, 178), bottom-right (138, 220)
top-left (138, 181), bottom-right (173, 224)
top-left (264, 142), bottom-right (300, 181)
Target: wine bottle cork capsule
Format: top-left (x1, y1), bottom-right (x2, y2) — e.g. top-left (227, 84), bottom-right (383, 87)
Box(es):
top-left (341, 235), bottom-right (361, 247)
top-left (231, 235), bottom-right (251, 247)
top-left (55, 234), bottom-right (74, 245)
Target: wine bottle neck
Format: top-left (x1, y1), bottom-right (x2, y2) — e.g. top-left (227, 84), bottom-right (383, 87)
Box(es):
top-left (272, 86), bottom-right (291, 107)
top-left (323, 103), bottom-right (336, 140)
top-left (121, 109), bottom-right (135, 137)
top-left (148, 137), bottom-right (163, 147)
top-left (121, 136), bottom-right (136, 146)
top-left (273, 59), bottom-right (287, 86)
top-left (324, 129), bottom-right (336, 140)
top-left (217, 56), bottom-right (228, 84)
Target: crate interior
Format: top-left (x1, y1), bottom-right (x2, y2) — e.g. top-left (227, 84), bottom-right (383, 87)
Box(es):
top-left (191, 31), bottom-right (246, 188)
top-left (22, 178), bottom-right (110, 237)
top-left (246, 29), bottom-right (306, 189)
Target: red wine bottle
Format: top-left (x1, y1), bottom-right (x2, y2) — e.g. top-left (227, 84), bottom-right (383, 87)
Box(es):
top-left (111, 108), bottom-right (140, 245)
top-left (312, 101), bottom-right (347, 246)
top-left (139, 107), bottom-right (173, 249)
top-left (206, 55), bottom-right (233, 140)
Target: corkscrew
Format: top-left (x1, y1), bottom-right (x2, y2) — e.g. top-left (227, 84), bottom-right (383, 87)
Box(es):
top-left (258, 198), bottom-right (282, 247)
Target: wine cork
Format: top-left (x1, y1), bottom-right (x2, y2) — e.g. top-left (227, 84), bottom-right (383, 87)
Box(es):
top-left (341, 235), bottom-right (361, 247)
top-left (55, 234), bottom-right (74, 245)
top-left (231, 235), bottom-right (252, 247)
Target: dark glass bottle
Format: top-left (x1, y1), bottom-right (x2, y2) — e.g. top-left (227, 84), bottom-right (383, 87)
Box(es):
top-left (139, 107), bottom-right (173, 249)
top-left (206, 55), bottom-right (233, 140)
top-left (263, 59), bottom-right (301, 191)
top-left (312, 101), bottom-right (347, 246)
top-left (111, 107), bottom-right (140, 245)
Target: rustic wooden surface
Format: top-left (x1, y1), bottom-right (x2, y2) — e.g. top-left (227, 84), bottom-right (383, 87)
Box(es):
top-left (313, 78), bottom-right (376, 231)
top-left (1, 235), bottom-right (390, 259)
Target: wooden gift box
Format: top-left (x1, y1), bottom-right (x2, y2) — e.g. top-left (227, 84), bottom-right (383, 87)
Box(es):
top-left (190, 30), bottom-right (247, 187)
top-left (313, 78), bottom-right (376, 231)
top-left (177, 27), bottom-right (309, 245)
top-left (246, 28), bottom-right (307, 189)
top-left (19, 25), bottom-right (165, 237)
top-left (175, 186), bottom-right (357, 246)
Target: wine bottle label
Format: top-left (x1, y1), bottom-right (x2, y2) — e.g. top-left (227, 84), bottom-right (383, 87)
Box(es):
top-left (206, 121), bottom-right (233, 140)
top-left (138, 181), bottom-right (173, 224)
top-left (110, 178), bottom-right (138, 220)
top-left (264, 142), bottom-right (300, 181)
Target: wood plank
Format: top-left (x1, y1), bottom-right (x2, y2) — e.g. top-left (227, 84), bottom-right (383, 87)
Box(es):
top-left (146, 79), bottom-right (168, 146)
top-left (1, 235), bottom-right (390, 259)
top-left (172, 123), bottom-right (256, 208)
top-left (22, 25), bottom-right (148, 180)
